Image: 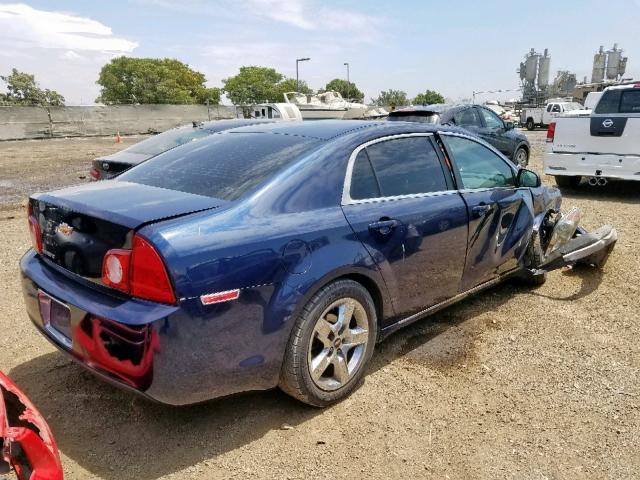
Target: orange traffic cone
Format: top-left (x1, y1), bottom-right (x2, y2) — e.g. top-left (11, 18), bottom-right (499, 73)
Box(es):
top-left (115, 131), bottom-right (122, 144)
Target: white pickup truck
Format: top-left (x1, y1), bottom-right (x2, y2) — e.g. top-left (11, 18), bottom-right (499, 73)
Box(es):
top-left (521, 101), bottom-right (584, 130)
top-left (544, 83), bottom-right (640, 187)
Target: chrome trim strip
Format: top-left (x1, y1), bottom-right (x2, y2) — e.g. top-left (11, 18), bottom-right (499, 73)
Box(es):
top-left (341, 133), bottom-right (459, 206)
top-left (379, 273), bottom-right (514, 340)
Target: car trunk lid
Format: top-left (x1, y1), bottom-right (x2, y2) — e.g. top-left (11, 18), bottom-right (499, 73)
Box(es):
top-left (30, 180), bottom-right (224, 284)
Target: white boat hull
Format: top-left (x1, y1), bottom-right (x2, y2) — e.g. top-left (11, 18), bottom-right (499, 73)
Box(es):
top-left (298, 108), bottom-right (348, 120)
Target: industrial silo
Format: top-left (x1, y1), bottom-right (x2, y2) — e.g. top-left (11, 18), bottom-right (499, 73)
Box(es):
top-left (606, 44), bottom-right (622, 80)
top-left (618, 56), bottom-right (628, 78)
top-left (524, 49), bottom-right (539, 83)
top-left (591, 46), bottom-right (606, 83)
top-left (538, 49), bottom-right (550, 89)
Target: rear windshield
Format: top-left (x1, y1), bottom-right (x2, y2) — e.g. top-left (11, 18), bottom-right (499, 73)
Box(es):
top-left (127, 127), bottom-right (211, 156)
top-left (118, 133), bottom-right (320, 201)
top-left (595, 89), bottom-right (640, 114)
top-left (387, 112), bottom-right (440, 124)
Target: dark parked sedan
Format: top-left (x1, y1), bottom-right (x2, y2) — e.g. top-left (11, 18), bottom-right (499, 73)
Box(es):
top-left (90, 118), bottom-right (276, 180)
top-left (22, 121), bottom-right (615, 406)
top-left (388, 104), bottom-right (531, 167)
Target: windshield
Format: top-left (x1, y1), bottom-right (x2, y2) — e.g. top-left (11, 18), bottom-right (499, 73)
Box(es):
top-left (126, 127), bottom-right (211, 156)
top-left (119, 133), bottom-right (321, 201)
top-left (387, 113), bottom-right (440, 124)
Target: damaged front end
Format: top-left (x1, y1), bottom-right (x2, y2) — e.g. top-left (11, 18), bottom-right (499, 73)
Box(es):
top-left (0, 372), bottom-right (63, 480)
top-left (530, 206), bottom-right (617, 274)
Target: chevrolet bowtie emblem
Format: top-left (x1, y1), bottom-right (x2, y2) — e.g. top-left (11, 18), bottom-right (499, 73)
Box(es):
top-left (56, 222), bottom-right (74, 236)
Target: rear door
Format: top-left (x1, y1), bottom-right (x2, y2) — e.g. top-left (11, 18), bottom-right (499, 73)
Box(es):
top-left (440, 133), bottom-right (535, 292)
top-left (341, 134), bottom-right (469, 320)
top-left (452, 106), bottom-right (483, 136)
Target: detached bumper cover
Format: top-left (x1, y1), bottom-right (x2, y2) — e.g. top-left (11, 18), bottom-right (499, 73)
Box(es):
top-left (0, 372), bottom-right (63, 480)
top-left (538, 225), bottom-right (618, 271)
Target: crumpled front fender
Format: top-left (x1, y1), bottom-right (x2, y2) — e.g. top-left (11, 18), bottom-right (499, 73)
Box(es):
top-left (1, 371), bottom-right (63, 480)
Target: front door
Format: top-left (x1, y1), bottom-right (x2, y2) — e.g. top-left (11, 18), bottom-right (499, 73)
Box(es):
top-left (440, 134), bottom-right (535, 292)
top-left (341, 134), bottom-right (469, 321)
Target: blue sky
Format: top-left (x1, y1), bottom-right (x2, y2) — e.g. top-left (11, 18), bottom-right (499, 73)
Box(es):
top-left (1, 0), bottom-right (639, 105)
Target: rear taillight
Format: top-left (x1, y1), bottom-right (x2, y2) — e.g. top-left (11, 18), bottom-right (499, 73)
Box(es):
top-left (102, 249), bottom-right (131, 292)
top-left (102, 234), bottom-right (176, 304)
top-left (27, 205), bottom-right (42, 254)
top-left (89, 167), bottom-right (101, 181)
top-left (546, 122), bottom-right (556, 143)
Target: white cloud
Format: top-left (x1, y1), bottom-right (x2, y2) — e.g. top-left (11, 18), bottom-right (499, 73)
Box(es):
top-left (0, 3), bottom-right (138, 53)
top-left (245, 0), bottom-right (382, 42)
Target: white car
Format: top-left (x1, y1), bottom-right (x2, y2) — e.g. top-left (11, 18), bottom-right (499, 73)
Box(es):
top-left (544, 83), bottom-right (640, 187)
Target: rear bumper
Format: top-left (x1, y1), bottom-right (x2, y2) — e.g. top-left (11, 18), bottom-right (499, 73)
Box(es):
top-left (20, 250), bottom-right (286, 405)
top-left (544, 152), bottom-right (640, 181)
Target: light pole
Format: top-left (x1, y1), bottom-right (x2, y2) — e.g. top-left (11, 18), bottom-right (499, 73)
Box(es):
top-left (296, 58), bottom-right (310, 91)
top-left (344, 62), bottom-right (350, 100)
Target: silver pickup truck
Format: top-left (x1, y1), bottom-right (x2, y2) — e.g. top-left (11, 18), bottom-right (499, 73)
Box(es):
top-left (544, 83), bottom-right (640, 187)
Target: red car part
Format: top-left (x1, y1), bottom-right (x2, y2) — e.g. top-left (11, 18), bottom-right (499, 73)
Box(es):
top-left (0, 371), bottom-right (63, 480)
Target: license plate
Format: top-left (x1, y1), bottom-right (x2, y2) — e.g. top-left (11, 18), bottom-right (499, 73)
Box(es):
top-left (38, 290), bottom-right (72, 342)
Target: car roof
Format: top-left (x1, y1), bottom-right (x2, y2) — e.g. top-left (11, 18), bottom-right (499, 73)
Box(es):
top-left (221, 119), bottom-right (474, 140)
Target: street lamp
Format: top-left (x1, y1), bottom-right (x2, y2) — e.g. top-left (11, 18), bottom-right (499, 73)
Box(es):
top-left (296, 58), bottom-right (310, 91)
top-left (344, 62), bottom-right (350, 100)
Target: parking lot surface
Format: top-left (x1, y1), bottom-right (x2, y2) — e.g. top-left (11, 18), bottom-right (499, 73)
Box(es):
top-left (0, 130), bottom-right (638, 479)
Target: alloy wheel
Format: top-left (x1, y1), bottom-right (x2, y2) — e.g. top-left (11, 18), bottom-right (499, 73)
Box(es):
top-left (307, 298), bottom-right (369, 391)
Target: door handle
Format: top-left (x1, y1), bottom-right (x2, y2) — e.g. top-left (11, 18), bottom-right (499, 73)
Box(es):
top-left (472, 204), bottom-right (493, 218)
top-left (368, 218), bottom-right (400, 235)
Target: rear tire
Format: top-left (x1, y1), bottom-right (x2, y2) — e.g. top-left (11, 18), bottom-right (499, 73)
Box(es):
top-left (554, 176), bottom-right (582, 188)
top-left (279, 280), bottom-right (377, 407)
top-left (526, 118), bottom-right (535, 131)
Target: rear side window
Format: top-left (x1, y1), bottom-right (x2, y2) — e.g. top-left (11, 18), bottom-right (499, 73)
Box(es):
top-left (349, 136), bottom-right (448, 200)
top-left (119, 133), bottom-right (320, 201)
top-left (442, 135), bottom-right (515, 189)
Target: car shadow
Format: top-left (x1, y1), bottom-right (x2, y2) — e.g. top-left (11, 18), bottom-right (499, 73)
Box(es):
top-left (523, 264), bottom-right (604, 302)
top-left (8, 268), bottom-right (602, 479)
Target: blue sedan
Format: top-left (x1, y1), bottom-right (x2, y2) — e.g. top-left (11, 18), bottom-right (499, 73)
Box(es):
top-left (20, 121), bottom-right (616, 406)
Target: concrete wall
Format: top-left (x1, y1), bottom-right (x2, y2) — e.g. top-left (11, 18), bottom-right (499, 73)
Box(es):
top-left (0, 104), bottom-right (236, 140)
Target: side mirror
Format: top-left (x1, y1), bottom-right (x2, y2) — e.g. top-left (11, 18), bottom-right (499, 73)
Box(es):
top-left (504, 121), bottom-right (514, 130)
top-left (517, 168), bottom-right (541, 188)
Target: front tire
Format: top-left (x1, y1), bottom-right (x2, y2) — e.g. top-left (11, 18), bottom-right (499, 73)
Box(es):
top-left (513, 147), bottom-right (529, 167)
top-left (554, 175), bottom-right (582, 188)
top-left (279, 280), bottom-right (377, 407)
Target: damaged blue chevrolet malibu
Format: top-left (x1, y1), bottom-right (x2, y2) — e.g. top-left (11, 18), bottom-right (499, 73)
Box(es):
top-left (21, 121), bottom-right (617, 407)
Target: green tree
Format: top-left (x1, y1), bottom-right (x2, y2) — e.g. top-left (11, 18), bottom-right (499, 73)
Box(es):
top-left (371, 89), bottom-right (408, 109)
top-left (0, 68), bottom-right (65, 106)
top-left (324, 78), bottom-right (364, 102)
top-left (96, 57), bottom-right (218, 105)
top-left (413, 89), bottom-right (445, 105)
top-left (273, 78), bottom-right (312, 100)
top-left (223, 66), bottom-right (283, 105)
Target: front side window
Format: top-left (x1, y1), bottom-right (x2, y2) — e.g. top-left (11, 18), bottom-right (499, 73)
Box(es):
top-left (479, 108), bottom-right (504, 129)
top-left (453, 107), bottom-right (482, 127)
top-left (348, 136), bottom-right (448, 199)
top-left (442, 135), bottom-right (515, 190)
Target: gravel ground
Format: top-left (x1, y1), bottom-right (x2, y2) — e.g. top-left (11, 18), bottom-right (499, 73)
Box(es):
top-left (0, 131), bottom-right (638, 479)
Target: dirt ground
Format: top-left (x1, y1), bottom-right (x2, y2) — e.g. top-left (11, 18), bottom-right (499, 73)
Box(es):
top-left (0, 131), bottom-right (638, 479)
